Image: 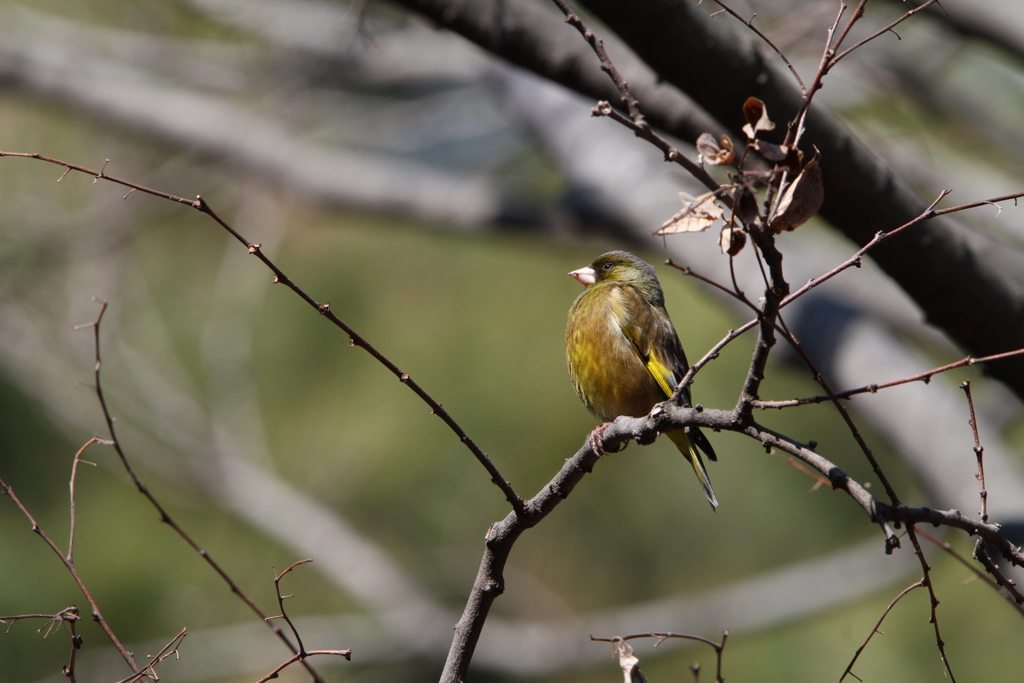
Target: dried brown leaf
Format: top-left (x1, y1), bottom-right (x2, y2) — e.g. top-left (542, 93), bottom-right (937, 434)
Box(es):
top-left (742, 97), bottom-right (775, 139)
top-left (781, 145), bottom-right (804, 174)
top-left (735, 186), bottom-right (761, 226)
top-left (768, 156), bottom-right (823, 234)
top-left (719, 224), bottom-right (747, 255)
top-left (753, 139), bottom-right (788, 162)
top-left (614, 640), bottom-right (648, 683)
top-left (696, 132), bottom-right (735, 165)
top-left (655, 191), bottom-right (724, 234)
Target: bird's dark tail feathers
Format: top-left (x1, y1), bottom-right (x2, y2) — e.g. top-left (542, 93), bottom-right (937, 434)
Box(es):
top-left (667, 429), bottom-right (718, 509)
top-left (690, 426), bottom-right (717, 462)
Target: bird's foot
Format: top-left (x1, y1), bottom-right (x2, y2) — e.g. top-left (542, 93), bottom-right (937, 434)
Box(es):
top-left (587, 424), bottom-right (611, 456)
top-left (587, 423), bottom-right (625, 456)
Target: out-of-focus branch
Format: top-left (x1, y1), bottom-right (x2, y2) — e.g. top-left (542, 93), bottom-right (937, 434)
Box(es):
top-left (907, 0), bottom-right (1024, 66)
top-left (0, 8), bottom-right (503, 226)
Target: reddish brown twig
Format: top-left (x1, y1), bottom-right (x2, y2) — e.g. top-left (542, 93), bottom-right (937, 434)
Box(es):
top-left (830, 0), bottom-right (943, 66)
top-left (840, 579), bottom-right (924, 682)
top-left (960, 381), bottom-right (988, 522)
top-left (66, 438), bottom-right (101, 564)
top-left (708, 0), bottom-right (805, 91)
top-left (0, 605), bottom-right (83, 680)
top-left (115, 629), bottom-right (187, 683)
top-left (255, 649), bottom-right (353, 683)
top-left (269, 559), bottom-right (314, 657)
top-left (0, 477), bottom-right (139, 673)
top-left (77, 301), bottom-right (325, 683)
top-left (780, 190), bottom-right (952, 309)
top-left (915, 528), bottom-right (1024, 612)
top-left (906, 526), bottom-right (957, 682)
top-left (751, 348), bottom-right (1024, 410)
top-left (0, 151), bottom-right (522, 514)
top-left (550, 1), bottom-right (723, 198)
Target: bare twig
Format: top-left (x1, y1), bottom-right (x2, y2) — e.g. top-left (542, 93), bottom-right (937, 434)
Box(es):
top-left (251, 560), bottom-right (353, 683)
top-left (0, 606), bottom-right (80, 634)
top-left (960, 381), bottom-right (988, 522)
top-left (905, 527), bottom-right (957, 682)
top-left (972, 540), bottom-right (1024, 608)
top-left (751, 348), bottom-right (1024, 410)
top-left (549, 1), bottom-right (724, 198)
top-left (0, 477), bottom-right (139, 672)
top-left (780, 190), bottom-right (952, 309)
top-left (840, 579), bottom-right (924, 682)
top-left (67, 438), bottom-right (101, 564)
top-left (255, 649), bottom-right (353, 683)
top-left (115, 628), bottom-right (187, 683)
top-left (830, 0), bottom-right (942, 66)
top-left (0, 150), bottom-right (522, 513)
top-left (591, 631), bottom-right (728, 683)
top-left (915, 529), bottom-right (1024, 612)
top-left (270, 560), bottom-right (314, 657)
top-left (708, 0), bottom-right (805, 91)
top-left (77, 301), bottom-right (325, 683)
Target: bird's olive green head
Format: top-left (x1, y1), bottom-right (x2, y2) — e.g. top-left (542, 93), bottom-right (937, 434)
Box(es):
top-left (569, 251), bottom-right (665, 305)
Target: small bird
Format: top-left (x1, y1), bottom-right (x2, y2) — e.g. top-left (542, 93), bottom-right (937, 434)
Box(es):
top-left (566, 251), bottom-right (718, 508)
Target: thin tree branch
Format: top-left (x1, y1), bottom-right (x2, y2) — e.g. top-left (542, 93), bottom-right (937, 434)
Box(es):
top-left (549, 0), bottom-right (724, 198)
top-left (0, 151), bottom-right (524, 515)
top-left (255, 649), bottom-right (353, 683)
top-left (840, 579), bottom-right (924, 682)
top-left (751, 348), bottom-right (1024, 410)
top-left (709, 0), bottom-right (805, 91)
top-left (115, 629), bottom-right (188, 683)
top-left (0, 477), bottom-right (139, 673)
top-left (592, 631), bottom-right (728, 683)
top-left (77, 301), bottom-right (325, 683)
top-left (905, 526), bottom-right (957, 682)
top-left (830, 0), bottom-right (943, 66)
top-left (67, 438), bottom-right (101, 564)
top-left (914, 528), bottom-right (1024, 612)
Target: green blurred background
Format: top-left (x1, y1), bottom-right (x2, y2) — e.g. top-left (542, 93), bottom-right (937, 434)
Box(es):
top-left (2, 1), bottom-right (1024, 682)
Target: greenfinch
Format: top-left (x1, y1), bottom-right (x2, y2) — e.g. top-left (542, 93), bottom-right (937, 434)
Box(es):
top-left (566, 251), bottom-right (718, 508)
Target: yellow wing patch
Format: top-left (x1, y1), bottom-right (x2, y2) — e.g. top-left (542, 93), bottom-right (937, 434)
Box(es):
top-left (645, 353), bottom-right (676, 398)
top-left (618, 310), bottom-right (676, 399)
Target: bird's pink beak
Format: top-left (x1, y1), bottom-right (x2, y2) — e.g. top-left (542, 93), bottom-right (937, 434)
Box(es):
top-left (569, 266), bottom-right (596, 285)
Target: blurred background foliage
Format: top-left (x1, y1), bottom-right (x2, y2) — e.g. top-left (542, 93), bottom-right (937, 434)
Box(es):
top-left (1, 1), bottom-right (1023, 682)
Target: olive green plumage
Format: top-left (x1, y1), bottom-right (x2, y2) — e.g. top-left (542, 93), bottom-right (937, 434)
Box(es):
top-left (566, 251), bottom-right (718, 508)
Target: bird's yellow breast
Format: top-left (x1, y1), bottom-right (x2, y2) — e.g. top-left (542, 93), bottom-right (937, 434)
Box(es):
top-left (566, 284), bottom-right (665, 421)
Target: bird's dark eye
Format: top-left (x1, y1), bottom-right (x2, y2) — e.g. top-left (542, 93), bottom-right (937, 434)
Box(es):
top-left (602, 263), bottom-right (614, 271)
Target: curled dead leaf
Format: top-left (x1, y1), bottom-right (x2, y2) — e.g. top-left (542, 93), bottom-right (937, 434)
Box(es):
top-left (655, 191), bottom-right (724, 234)
top-left (735, 186), bottom-right (761, 227)
top-left (768, 156), bottom-right (823, 234)
top-left (754, 141), bottom-right (805, 175)
top-left (719, 224), bottom-right (747, 255)
top-left (614, 639), bottom-right (647, 683)
top-left (696, 132), bottom-right (735, 165)
top-left (753, 139), bottom-right (789, 162)
top-left (742, 97), bottom-right (775, 139)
